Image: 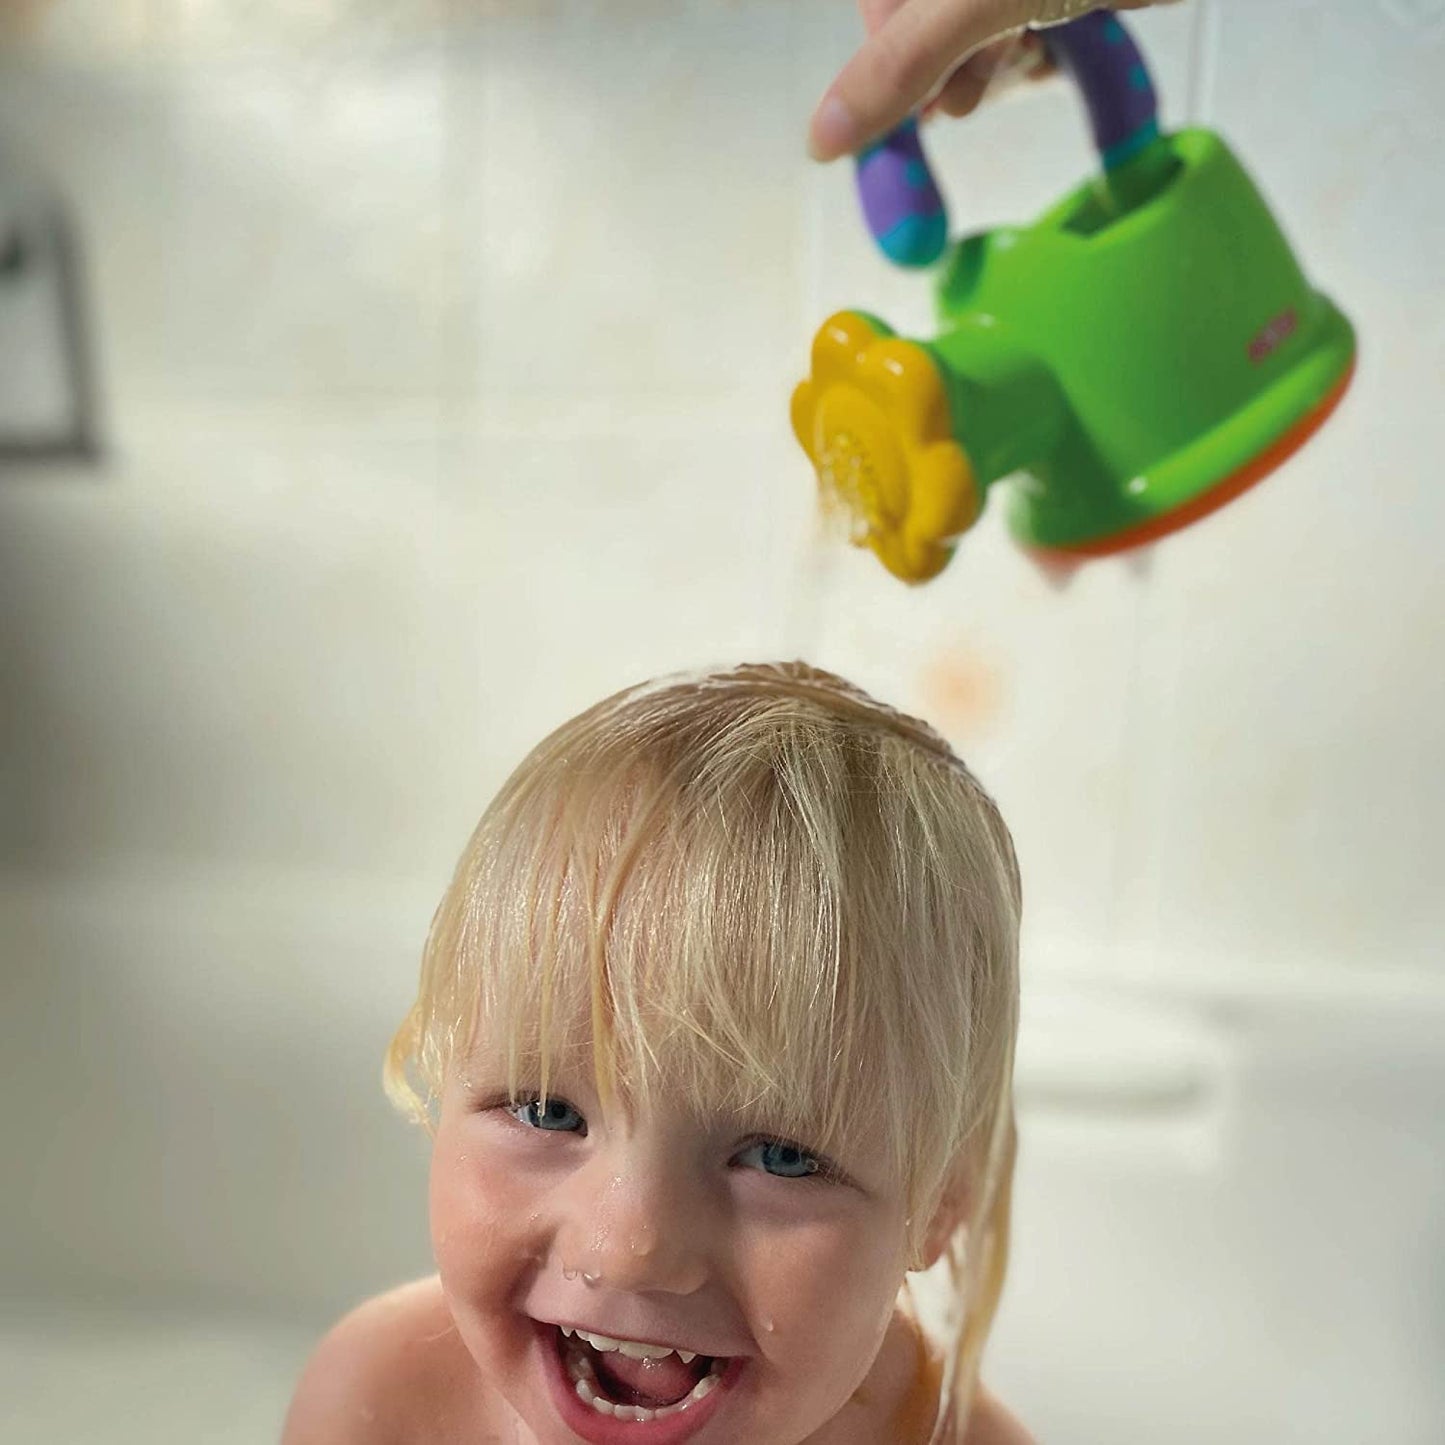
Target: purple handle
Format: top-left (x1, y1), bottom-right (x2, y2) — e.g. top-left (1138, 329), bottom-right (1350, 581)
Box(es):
top-left (1039, 10), bottom-right (1159, 166)
top-left (854, 8), bottom-right (1161, 266)
top-left (854, 117), bottom-right (949, 268)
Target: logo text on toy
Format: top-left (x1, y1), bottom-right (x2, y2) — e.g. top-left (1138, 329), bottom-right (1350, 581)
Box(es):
top-left (1248, 308), bottom-right (1299, 364)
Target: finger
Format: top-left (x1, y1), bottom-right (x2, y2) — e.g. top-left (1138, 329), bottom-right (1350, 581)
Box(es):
top-left (858, 0), bottom-right (909, 34)
top-left (930, 45), bottom-right (1010, 122)
top-left (810, 0), bottom-right (1032, 161)
top-left (931, 31), bottom-right (1051, 118)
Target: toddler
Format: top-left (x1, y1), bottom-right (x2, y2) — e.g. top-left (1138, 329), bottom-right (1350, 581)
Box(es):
top-left (284, 662), bottom-right (1031, 1444)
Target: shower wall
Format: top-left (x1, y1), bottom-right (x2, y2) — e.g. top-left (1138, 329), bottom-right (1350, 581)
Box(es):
top-left (1, 3), bottom-right (1441, 1440)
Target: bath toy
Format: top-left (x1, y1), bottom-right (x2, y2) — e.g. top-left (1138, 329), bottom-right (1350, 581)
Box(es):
top-left (791, 10), bottom-right (1356, 583)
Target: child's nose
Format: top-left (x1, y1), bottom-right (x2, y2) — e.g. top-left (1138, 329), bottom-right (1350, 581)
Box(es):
top-left (558, 1156), bottom-right (711, 1296)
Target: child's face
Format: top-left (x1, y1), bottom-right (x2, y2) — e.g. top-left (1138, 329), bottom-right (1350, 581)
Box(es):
top-left (430, 1030), bottom-right (916, 1445)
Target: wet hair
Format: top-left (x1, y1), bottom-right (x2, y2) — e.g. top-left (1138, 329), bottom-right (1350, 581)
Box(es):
top-left (385, 661), bottom-right (1020, 1435)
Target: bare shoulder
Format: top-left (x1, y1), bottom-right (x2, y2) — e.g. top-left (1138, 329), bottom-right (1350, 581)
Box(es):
top-left (281, 1276), bottom-right (481, 1445)
top-left (963, 1386), bottom-right (1036, 1445)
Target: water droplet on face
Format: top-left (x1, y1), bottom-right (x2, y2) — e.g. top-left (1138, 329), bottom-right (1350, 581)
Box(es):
top-left (562, 1265), bottom-right (579, 1281)
top-left (761, 1317), bottom-right (775, 1334)
top-left (581, 1270), bottom-right (601, 1286)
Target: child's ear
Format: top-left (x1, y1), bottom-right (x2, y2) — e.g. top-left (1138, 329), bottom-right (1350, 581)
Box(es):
top-left (918, 1163), bottom-right (973, 1271)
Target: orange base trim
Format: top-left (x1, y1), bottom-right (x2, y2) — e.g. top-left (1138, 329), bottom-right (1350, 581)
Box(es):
top-left (1026, 354), bottom-right (1357, 563)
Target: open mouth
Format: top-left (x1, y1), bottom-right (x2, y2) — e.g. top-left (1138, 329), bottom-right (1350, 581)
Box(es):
top-left (561, 1324), bottom-right (721, 1418)
top-left (538, 1321), bottom-right (741, 1443)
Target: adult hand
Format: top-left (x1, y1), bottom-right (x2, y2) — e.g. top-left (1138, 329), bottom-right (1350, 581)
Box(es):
top-left (808, 0), bottom-right (1182, 162)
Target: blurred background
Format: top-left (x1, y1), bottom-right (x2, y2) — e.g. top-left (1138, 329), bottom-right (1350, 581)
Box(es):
top-left (1, 1), bottom-right (1441, 1441)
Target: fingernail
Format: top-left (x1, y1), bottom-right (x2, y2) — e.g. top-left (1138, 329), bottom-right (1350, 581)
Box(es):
top-left (808, 92), bottom-right (858, 162)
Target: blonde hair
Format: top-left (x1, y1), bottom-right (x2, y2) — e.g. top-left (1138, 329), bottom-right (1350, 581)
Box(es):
top-left (385, 661), bottom-right (1020, 1438)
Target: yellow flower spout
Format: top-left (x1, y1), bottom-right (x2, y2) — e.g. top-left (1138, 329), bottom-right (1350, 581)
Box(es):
top-left (791, 311), bottom-right (980, 583)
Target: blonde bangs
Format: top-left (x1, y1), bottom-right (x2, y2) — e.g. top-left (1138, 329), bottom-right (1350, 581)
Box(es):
top-left (387, 664), bottom-right (1019, 1230)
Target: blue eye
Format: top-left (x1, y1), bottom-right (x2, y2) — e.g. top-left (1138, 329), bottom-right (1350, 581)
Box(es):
top-left (738, 1138), bottom-right (824, 1180)
top-left (510, 1096), bottom-right (586, 1134)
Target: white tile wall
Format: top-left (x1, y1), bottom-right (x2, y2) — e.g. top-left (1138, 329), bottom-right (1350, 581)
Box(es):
top-left (1, 3), bottom-right (1442, 1435)
top-left (0, 415), bottom-right (482, 880)
top-left (167, 0), bottom-right (450, 53)
top-left (160, 44), bottom-right (451, 407)
top-left (0, 55), bottom-right (177, 415)
top-left (461, 422), bottom-right (795, 750)
top-left (456, 1), bottom-right (805, 410)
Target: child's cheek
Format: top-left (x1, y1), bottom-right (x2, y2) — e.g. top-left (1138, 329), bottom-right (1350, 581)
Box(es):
top-left (428, 1128), bottom-right (534, 1301)
top-left (740, 1215), bottom-right (904, 1380)
top-left (427, 1144), bottom-right (470, 1269)
top-left (427, 1131), bottom-right (546, 1387)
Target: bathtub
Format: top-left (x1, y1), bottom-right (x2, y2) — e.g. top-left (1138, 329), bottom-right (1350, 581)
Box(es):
top-left (4, 874), bottom-right (1443, 1443)
top-left (1, 1300), bottom-right (316, 1442)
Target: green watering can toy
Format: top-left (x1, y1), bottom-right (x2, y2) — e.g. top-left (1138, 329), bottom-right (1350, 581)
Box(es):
top-left (791, 9), bottom-right (1356, 582)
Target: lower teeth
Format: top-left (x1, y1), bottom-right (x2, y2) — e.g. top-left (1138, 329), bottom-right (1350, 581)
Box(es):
top-left (565, 1344), bottom-right (723, 1422)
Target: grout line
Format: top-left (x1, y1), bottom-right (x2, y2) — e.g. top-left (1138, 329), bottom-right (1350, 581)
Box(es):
top-left (1023, 946), bottom-right (1445, 1012)
top-left (12, 866), bottom-right (1442, 1012)
top-left (103, 390), bottom-right (797, 438)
